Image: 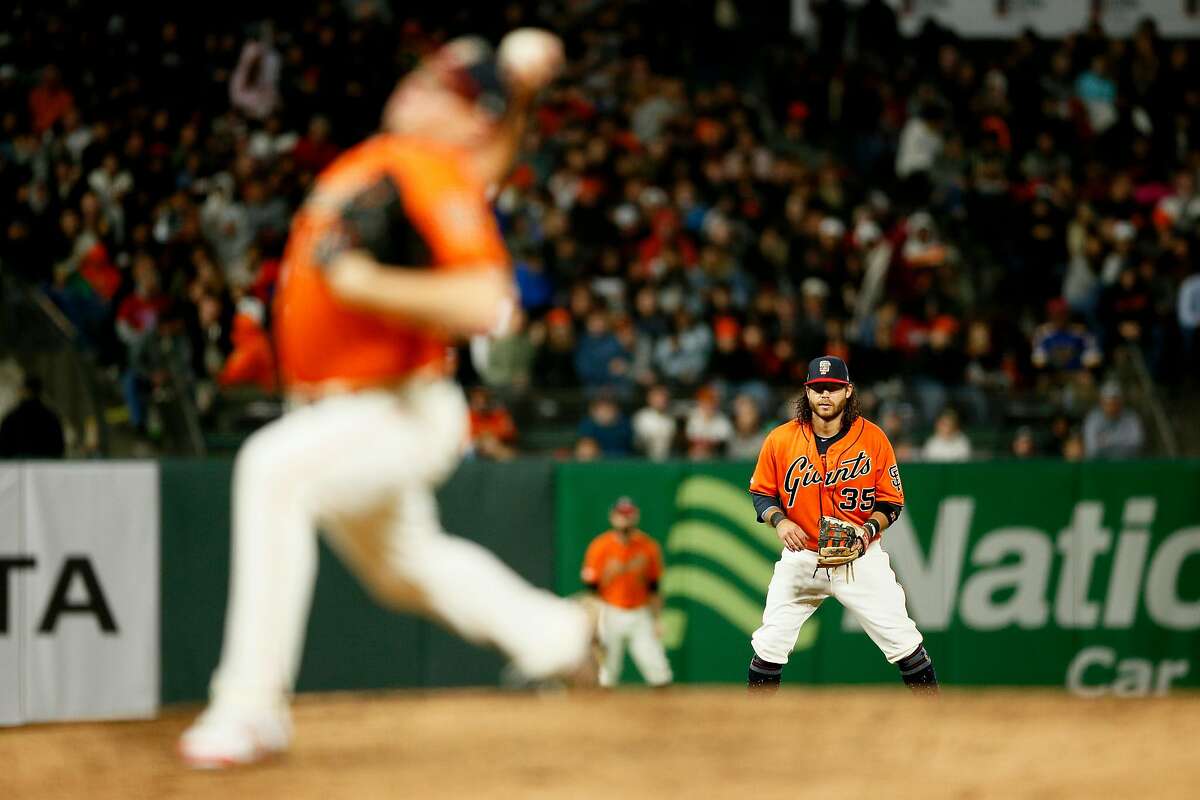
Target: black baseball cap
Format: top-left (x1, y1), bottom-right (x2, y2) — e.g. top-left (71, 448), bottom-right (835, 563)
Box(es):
top-left (804, 355), bottom-right (851, 386)
top-left (435, 38), bottom-right (510, 119)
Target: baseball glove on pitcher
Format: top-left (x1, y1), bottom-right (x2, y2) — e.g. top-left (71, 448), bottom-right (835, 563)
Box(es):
top-left (816, 516), bottom-right (867, 572)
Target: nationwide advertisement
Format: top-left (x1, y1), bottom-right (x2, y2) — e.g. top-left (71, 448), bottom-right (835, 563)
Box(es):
top-left (556, 461), bottom-right (1200, 694)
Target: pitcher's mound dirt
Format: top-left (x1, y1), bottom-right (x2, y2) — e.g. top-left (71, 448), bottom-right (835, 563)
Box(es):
top-left (2, 687), bottom-right (1197, 799)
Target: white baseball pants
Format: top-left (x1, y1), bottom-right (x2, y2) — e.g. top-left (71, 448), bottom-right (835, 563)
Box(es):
top-left (751, 542), bottom-right (922, 665)
top-left (599, 604), bottom-right (673, 687)
top-left (207, 378), bottom-right (591, 714)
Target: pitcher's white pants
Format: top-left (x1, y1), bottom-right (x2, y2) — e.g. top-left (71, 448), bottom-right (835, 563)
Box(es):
top-left (207, 379), bottom-right (590, 713)
top-left (751, 543), bottom-right (923, 665)
top-left (599, 604), bottom-right (673, 688)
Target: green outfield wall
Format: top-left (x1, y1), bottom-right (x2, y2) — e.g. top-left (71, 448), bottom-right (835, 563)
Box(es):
top-left (159, 459), bottom-right (556, 703)
top-left (555, 461), bottom-right (1200, 694)
top-left (157, 459), bottom-right (1200, 702)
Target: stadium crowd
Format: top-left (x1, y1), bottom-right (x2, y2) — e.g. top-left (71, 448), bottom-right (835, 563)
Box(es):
top-left (0, 0), bottom-right (1196, 460)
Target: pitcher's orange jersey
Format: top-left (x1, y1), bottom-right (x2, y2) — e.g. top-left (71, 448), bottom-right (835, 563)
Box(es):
top-left (749, 417), bottom-right (904, 551)
top-left (274, 134), bottom-right (508, 390)
top-left (581, 530), bottom-right (663, 609)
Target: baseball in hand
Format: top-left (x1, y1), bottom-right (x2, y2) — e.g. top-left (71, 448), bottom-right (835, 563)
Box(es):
top-left (498, 28), bottom-right (564, 93)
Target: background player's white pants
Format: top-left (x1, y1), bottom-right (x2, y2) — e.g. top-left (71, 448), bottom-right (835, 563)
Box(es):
top-left (751, 543), bottom-right (922, 665)
top-left (207, 379), bottom-right (591, 714)
top-left (598, 604), bottom-right (673, 688)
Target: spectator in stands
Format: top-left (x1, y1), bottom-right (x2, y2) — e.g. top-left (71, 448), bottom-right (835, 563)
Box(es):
top-left (795, 278), bottom-right (830, 360)
top-left (246, 115), bottom-right (298, 164)
top-left (632, 384), bottom-right (676, 461)
top-left (631, 284), bottom-right (669, 340)
top-left (1179, 264), bottom-right (1200, 380)
top-left (1075, 55), bottom-right (1117, 136)
top-left (613, 316), bottom-right (657, 389)
top-left (467, 386), bottom-right (517, 461)
top-left (0, 376), bottom-right (65, 458)
top-left (1083, 383), bottom-right (1144, 460)
top-left (577, 394), bottom-right (633, 457)
top-left (1063, 226), bottom-right (1103, 317)
top-left (899, 211), bottom-right (948, 271)
top-left (116, 252), bottom-right (170, 432)
top-left (895, 104), bottom-right (945, 207)
top-left (1020, 130), bottom-right (1071, 182)
top-left (654, 309), bottom-right (712, 387)
top-left (1099, 220), bottom-right (1137, 286)
top-left (183, 290), bottom-right (235, 408)
top-left (217, 298), bottom-right (276, 391)
top-left (240, 179), bottom-right (289, 260)
top-left (1062, 432), bottom-right (1085, 462)
top-left (1010, 426), bottom-right (1037, 459)
top-left (962, 319), bottom-right (1009, 413)
top-left (532, 308), bottom-right (578, 389)
top-left (727, 393), bottom-right (767, 460)
top-left (574, 308), bottom-right (631, 396)
top-left (968, 129), bottom-right (1014, 249)
top-left (909, 315), bottom-right (968, 424)
top-left (708, 317), bottom-right (768, 409)
top-left (1031, 298), bottom-right (1102, 378)
top-left (2, 3), bottom-right (1198, 460)
top-left (1047, 413), bottom-right (1077, 457)
top-left (43, 207), bottom-right (119, 353)
top-left (478, 308), bottom-right (535, 391)
top-left (291, 115), bottom-right (339, 176)
top-left (1153, 170), bottom-right (1200, 234)
top-left (513, 252), bottom-right (554, 315)
top-left (28, 65), bottom-right (74, 135)
top-left (201, 176), bottom-right (255, 274)
top-left (922, 408), bottom-right (971, 462)
top-left (685, 386), bottom-right (732, 460)
top-left (1099, 265), bottom-right (1155, 355)
top-left (878, 406), bottom-right (913, 454)
top-left (87, 153), bottom-right (133, 240)
top-left (573, 436), bottom-right (601, 462)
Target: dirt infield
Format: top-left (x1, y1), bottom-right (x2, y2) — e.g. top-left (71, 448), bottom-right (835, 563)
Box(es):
top-left (2, 688), bottom-right (1197, 799)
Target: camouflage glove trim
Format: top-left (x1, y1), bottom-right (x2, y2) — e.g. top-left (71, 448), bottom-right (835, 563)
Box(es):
top-left (816, 515), bottom-right (866, 569)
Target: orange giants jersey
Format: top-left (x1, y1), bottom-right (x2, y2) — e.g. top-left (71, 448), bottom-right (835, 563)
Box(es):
top-left (274, 134), bottom-right (509, 390)
top-left (749, 417), bottom-right (904, 551)
top-left (581, 530), bottom-right (664, 610)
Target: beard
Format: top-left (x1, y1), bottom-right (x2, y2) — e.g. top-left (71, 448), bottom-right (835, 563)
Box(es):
top-left (811, 394), bottom-right (847, 422)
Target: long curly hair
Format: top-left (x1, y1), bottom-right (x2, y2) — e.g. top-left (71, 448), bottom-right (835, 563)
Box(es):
top-left (794, 385), bottom-right (862, 433)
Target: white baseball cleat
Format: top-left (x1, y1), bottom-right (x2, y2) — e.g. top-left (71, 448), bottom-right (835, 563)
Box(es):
top-left (498, 595), bottom-right (605, 690)
top-left (178, 706), bottom-right (292, 769)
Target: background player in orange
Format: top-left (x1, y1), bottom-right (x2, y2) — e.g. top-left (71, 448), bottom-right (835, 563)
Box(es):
top-left (180, 30), bottom-right (603, 769)
top-left (581, 497), bottom-right (673, 688)
top-left (746, 356), bottom-right (938, 694)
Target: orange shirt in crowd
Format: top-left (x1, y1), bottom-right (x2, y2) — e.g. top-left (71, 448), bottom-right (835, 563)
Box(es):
top-left (469, 407), bottom-right (516, 444)
top-left (29, 85), bottom-right (75, 134)
top-left (581, 530), bottom-right (663, 609)
top-left (218, 312), bottom-right (278, 392)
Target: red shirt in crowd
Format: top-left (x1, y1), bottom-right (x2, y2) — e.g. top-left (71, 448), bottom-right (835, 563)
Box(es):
top-left (117, 293), bottom-right (170, 333)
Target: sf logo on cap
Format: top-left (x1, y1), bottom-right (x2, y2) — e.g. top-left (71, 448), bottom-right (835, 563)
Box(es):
top-left (819, 360), bottom-right (831, 375)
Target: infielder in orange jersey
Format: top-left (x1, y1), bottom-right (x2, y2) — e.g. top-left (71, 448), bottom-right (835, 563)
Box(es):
top-left (180, 31), bottom-right (604, 769)
top-left (581, 498), bottom-right (673, 688)
top-left (746, 356), bottom-right (938, 694)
